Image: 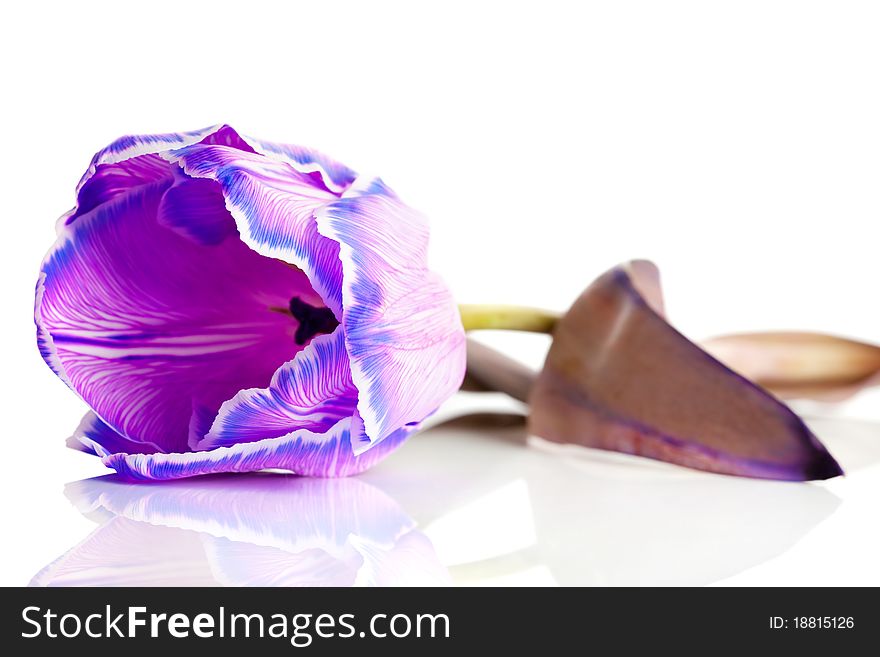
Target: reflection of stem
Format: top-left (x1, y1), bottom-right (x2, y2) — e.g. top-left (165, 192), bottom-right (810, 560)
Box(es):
top-left (458, 304), bottom-right (560, 334)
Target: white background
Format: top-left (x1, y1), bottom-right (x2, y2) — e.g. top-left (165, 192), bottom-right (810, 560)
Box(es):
top-left (1, 1), bottom-right (878, 586)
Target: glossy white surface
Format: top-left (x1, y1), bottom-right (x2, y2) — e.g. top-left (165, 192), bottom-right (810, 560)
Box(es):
top-left (16, 391), bottom-right (880, 587)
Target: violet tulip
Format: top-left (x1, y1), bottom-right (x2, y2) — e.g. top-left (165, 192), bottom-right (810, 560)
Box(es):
top-left (35, 125), bottom-right (466, 480)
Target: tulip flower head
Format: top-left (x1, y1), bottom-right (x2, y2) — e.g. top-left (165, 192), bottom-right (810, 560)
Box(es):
top-left (35, 125), bottom-right (466, 480)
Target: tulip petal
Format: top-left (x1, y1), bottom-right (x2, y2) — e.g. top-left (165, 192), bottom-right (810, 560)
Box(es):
top-left (528, 261), bottom-right (843, 481)
top-left (168, 143), bottom-right (345, 318)
top-left (156, 170), bottom-right (238, 246)
top-left (102, 414), bottom-right (411, 481)
top-left (67, 412), bottom-right (164, 457)
top-left (201, 328), bottom-right (358, 449)
top-left (64, 124), bottom-right (251, 228)
top-left (244, 137), bottom-right (357, 195)
top-left (69, 153), bottom-right (173, 226)
top-left (37, 179), bottom-right (320, 453)
top-left (316, 180), bottom-right (467, 452)
top-left (34, 275), bottom-right (71, 386)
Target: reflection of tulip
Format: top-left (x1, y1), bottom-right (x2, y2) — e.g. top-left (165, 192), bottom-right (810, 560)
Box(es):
top-left (464, 261), bottom-right (844, 480)
top-left (35, 126), bottom-right (465, 480)
top-left (31, 475), bottom-right (448, 586)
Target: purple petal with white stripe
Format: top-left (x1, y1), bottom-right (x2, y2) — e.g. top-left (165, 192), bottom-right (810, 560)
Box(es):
top-left (244, 137), bottom-right (357, 194)
top-left (317, 180), bottom-right (466, 453)
top-left (63, 125), bottom-right (249, 228)
top-left (67, 411), bottom-right (164, 457)
top-left (201, 328), bottom-right (358, 450)
top-left (103, 414), bottom-right (411, 480)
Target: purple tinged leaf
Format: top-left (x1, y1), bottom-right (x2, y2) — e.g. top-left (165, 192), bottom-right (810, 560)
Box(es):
top-left (528, 261), bottom-right (843, 481)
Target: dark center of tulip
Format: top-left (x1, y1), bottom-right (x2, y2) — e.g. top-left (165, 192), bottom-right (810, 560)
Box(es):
top-left (289, 297), bottom-right (339, 345)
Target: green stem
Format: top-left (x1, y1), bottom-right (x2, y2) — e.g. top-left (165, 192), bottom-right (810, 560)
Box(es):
top-left (458, 304), bottom-right (561, 334)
